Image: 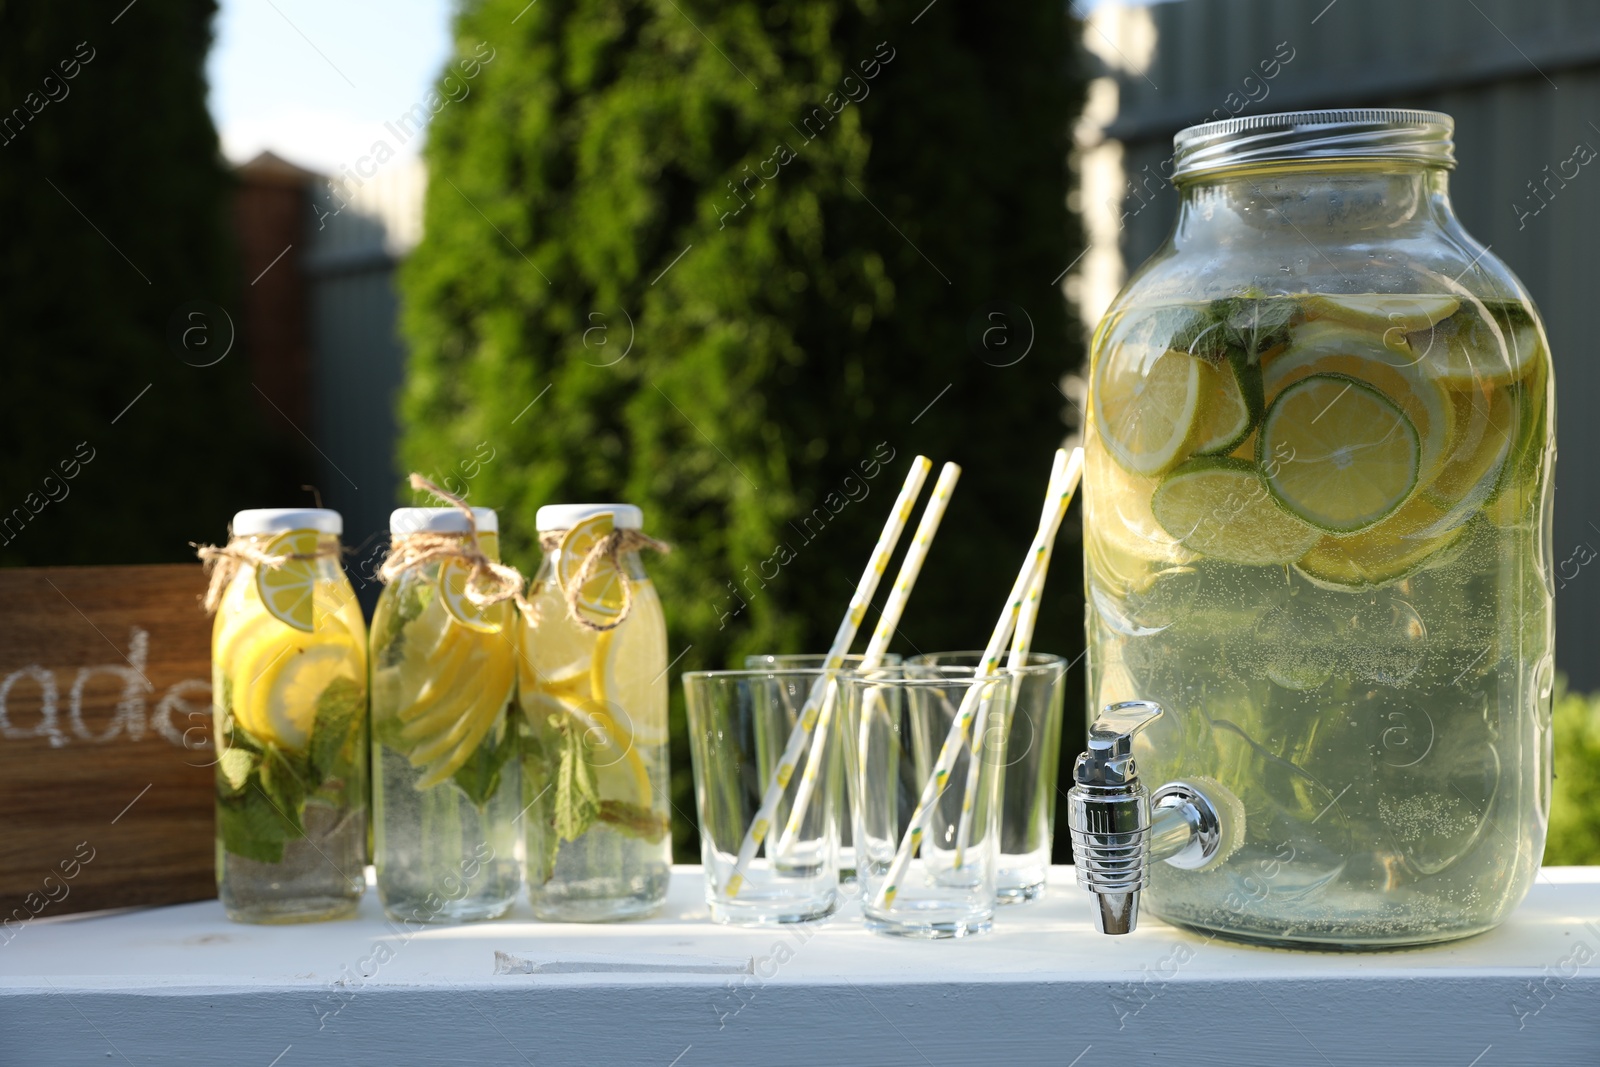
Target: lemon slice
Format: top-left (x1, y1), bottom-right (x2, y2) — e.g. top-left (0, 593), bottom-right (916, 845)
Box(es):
top-left (1093, 347), bottom-right (1202, 476)
top-left (1265, 320), bottom-right (1452, 487)
top-left (1190, 354), bottom-right (1262, 455)
top-left (558, 513), bottom-right (627, 626)
top-left (1295, 495), bottom-right (1466, 589)
top-left (1408, 310), bottom-right (1543, 388)
top-left (236, 631), bottom-right (359, 751)
top-left (438, 556), bottom-right (506, 634)
top-left (1151, 457), bottom-right (1320, 565)
top-left (255, 530), bottom-right (320, 633)
top-left (407, 647), bottom-right (512, 768)
top-left (1084, 439), bottom-right (1195, 595)
top-left (1424, 386), bottom-right (1519, 514)
top-left (1260, 373), bottom-right (1419, 534)
top-left (1304, 294), bottom-right (1460, 338)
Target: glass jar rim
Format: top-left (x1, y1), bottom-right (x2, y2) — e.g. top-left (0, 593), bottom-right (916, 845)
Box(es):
top-left (1172, 108), bottom-right (1454, 183)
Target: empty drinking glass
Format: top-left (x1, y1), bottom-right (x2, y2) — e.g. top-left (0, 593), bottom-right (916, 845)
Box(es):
top-left (683, 669), bottom-right (842, 925)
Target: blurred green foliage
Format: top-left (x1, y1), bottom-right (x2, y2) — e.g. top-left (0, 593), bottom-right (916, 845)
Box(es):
top-left (1548, 679), bottom-right (1600, 865)
top-left (399, 0), bottom-right (1086, 856)
top-left (0, 0), bottom-right (273, 565)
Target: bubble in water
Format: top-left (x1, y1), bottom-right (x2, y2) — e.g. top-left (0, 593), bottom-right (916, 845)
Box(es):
top-left (1255, 597), bottom-right (1339, 691)
top-left (1333, 590), bottom-right (1428, 685)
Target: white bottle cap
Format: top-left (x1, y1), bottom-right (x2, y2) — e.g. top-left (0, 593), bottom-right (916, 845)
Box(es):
top-left (232, 508), bottom-right (343, 536)
top-left (536, 504), bottom-right (643, 532)
top-left (390, 507), bottom-right (499, 536)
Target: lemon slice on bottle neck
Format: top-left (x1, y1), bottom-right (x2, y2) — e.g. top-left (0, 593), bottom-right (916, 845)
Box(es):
top-left (438, 556), bottom-right (507, 634)
top-left (557, 513), bottom-right (627, 627)
top-left (255, 529), bottom-right (321, 633)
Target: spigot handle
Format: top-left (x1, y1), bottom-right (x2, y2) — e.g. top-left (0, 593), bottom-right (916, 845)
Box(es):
top-left (1077, 700), bottom-right (1162, 787)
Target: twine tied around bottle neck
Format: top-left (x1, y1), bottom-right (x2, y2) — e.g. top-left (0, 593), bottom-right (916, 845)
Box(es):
top-left (379, 473), bottom-right (528, 612)
top-left (539, 525), bottom-right (670, 633)
top-left (192, 536), bottom-right (339, 615)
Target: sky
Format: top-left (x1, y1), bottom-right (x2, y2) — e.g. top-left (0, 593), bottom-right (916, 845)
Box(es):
top-left (207, 0), bottom-right (456, 174)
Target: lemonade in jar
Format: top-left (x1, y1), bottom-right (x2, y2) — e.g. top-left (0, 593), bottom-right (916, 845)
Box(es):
top-left (370, 506), bottom-right (523, 923)
top-left (518, 505), bottom-right (671, 921)
top-left (200, 508), bottom-right (367, 924)
top-left (1085, 110), bottom-right (1554, 947)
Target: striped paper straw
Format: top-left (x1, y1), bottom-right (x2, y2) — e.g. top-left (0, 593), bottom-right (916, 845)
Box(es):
top-left (723, 455), bottom-right (932, 898)
top-left (772, 461), bottom-right (962, 857)
top-left (872, 447), bottom-right (1082, 910)
top-left (952, 450), bottom-right (1079, 866)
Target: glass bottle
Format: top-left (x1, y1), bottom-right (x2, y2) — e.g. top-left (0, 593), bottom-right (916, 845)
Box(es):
top-left (1084, 110), bottom-right (1554, 947)
top-left (370, 507), bottom-right (523, 923)
top-left (208, 508), bottom-right (367, 923)
top-left (518, 504), bottom-right (671, 921)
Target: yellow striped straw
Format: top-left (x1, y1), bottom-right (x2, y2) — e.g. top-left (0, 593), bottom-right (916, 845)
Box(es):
top-left (952, 448), bottom-right (1079, 866)
top-left (872, 447), bottom-right (1083, 910)
top-left (772, 461), bottom-right (962, 857)
top-left (723, 455), bottom-right (932, 899)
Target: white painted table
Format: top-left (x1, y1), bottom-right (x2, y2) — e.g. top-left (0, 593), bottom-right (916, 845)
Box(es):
top-left (3, 866), bottom-right (1597, 1066)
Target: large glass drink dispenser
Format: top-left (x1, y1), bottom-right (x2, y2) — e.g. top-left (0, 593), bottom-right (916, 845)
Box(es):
top-left (1073, 110), bottom-right (1554, 948)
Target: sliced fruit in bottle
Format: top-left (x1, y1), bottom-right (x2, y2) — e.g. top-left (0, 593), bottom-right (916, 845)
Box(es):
top-left (1264, 321), bottom-right (1451, 487)
top-left (1151, 457), bottom-right (1320, 565)
top-left (234, 630), bottom-right (360, 751)
top-left (1303, 294), bottom-right (1460, 336)
top-left (1259, 373), bottom-right (1419, 534)
top-left (1406, 303), bottom-right (1543, 388)
top-left (255, 530), bottom-right (322, 633)
top-left (1092, 347), bottom-right (1202, 476)
top-left (1191, 353), bottom-right (1262, 455)
top-left (1424, 385), bottom-right (1519, 514)
top-left (1295, 494), bottom-right (1467, 589)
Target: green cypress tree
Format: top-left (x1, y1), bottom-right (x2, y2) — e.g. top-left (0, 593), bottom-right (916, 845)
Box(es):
top-left (401, 0), bottom-right (1084, 853)
top-left (0, 1), bottom-right (265, 565)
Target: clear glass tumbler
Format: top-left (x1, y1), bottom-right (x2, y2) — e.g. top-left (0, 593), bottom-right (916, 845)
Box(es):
top-left (743, 653), bottom-right (901, 883)
top-left (683, 669), bottom-right (842, 925)
top-left (908, 653), bottom-right (1066, 903)
top-left (841, 667), bottom-right (1010, 938)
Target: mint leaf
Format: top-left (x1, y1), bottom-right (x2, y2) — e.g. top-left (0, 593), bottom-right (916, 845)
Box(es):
top-left (257, 747), bottom-right (308, 837)
top-left (1219, 296), bottom-right (1298, 364)
top-left (218, 786), bottom-right (290, 864)
top-left (218, 747), bottom-right (256, 795)
top-left (452, 720), bottom-right (514, 809)
top-left (309, 676), bottom-right (364, 784)
top-left (554, 715), bottom-right (600, 844)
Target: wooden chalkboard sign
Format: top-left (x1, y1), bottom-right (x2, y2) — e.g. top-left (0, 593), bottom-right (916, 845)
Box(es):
top-left (0, 564), bottom-right (217, 926)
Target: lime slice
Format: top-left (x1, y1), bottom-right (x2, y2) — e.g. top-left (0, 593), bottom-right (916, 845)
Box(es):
top-left (255, 530), bottom-right (320, 633)
top-left (1295, 495), bottom-right (1466, 589)
top-left (1407, 307), bottom-right (1543, 388)
top-left (1264, 320), bottom-right (1452, 487)
top-left (438, 556), bottom-right (507, 634)
top-left (1190, 353), bottom-right (1262, 455)
top-left (1259, 373), bottom-right (1419, 534)
top-left (558, 513), bottom-right (626, 627)
top-left (235, 631), bottom-right (360, 751)
top-left (1304, 294), bottom-right (1460, 338)
top-left (1092, 347), bottom-right (1202, 476)
top-left (1151, 457), bottom-right (1320, 565)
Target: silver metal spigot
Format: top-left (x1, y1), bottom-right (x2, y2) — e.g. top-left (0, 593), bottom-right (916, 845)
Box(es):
top-left (1067, 701), bottom-right (1227, 935)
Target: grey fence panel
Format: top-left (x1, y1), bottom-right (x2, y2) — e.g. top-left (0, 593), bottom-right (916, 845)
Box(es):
top-left (1097, 0), bottom-right (1600, 685)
